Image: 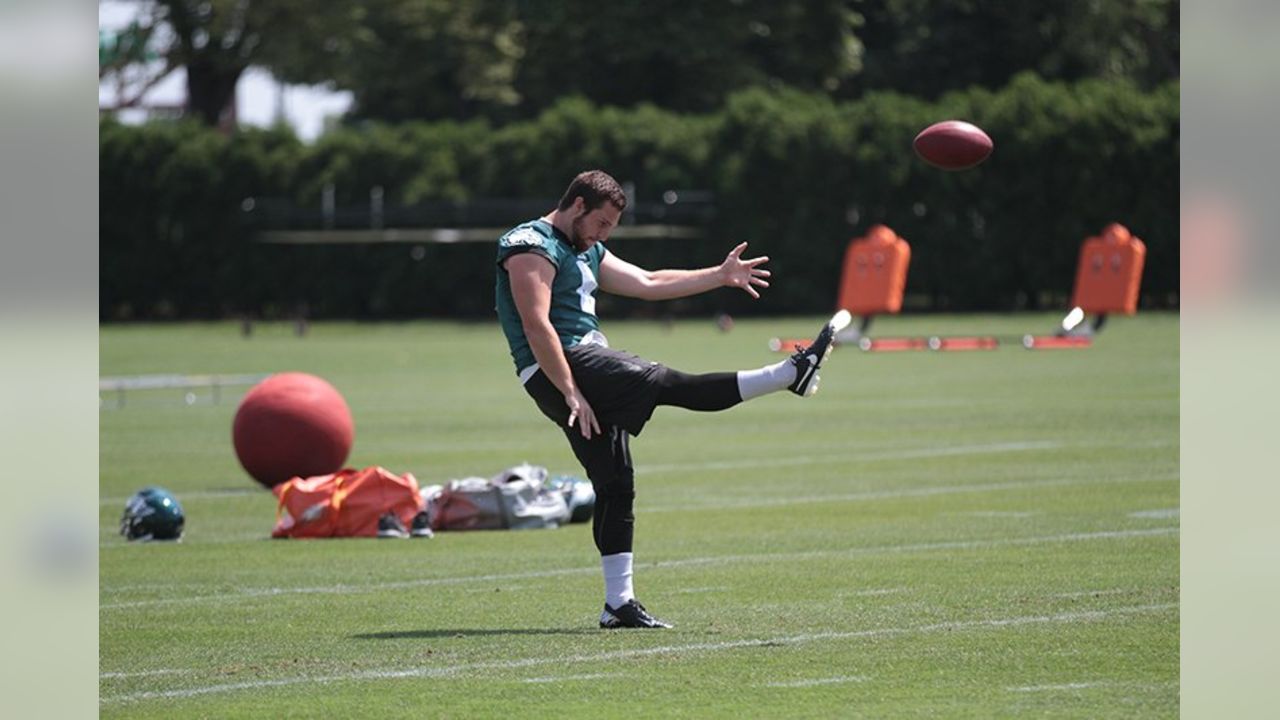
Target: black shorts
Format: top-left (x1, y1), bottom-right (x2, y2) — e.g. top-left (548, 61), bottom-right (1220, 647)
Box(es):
top-left (523, 343), bottom-right (668, 436)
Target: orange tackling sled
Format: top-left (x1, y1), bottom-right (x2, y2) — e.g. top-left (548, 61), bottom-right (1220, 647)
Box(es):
top-left (769, 223), bottom-right (1148, 353)
top-left (837, 224), bottom-right (911, 317)
top-left (1023, 223), bottom-right (1148, 347)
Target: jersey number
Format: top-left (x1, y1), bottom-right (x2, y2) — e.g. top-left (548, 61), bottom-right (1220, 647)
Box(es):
top-left (576, 259), bottom-right (598, 316)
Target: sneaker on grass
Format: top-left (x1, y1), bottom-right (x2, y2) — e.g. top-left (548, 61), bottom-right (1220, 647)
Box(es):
top-left (409, 511), bottom-right (434, 538)
top-left (599, 599), bottom-right (673, 629)
top-left (376, 512), bottom-right (408, 539)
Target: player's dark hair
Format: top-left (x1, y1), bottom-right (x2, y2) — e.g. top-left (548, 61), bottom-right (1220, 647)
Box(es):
top-left (557, 170), bottom-right (627, 212)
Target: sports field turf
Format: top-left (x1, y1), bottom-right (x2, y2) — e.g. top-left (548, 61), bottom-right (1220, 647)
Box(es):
top-left (99, 313), bottom-right (1178, 717)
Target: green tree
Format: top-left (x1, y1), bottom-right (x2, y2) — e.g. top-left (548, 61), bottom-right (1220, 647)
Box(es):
top-left (101, 0), bottom-right (1178, 130)
top-left (295, 0), bottom-right (863, 122)
top-left (512, 0), bottom-right (863, 116)
top-left (100, 1), bottom-right (364, 127)
top-left (300, 0), bottom-right (525, 123)
top-left (850, 0), bottom-right (1179, 98)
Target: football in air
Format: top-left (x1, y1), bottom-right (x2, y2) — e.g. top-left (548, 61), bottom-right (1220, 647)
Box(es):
top-left (913, 120), bottom-right (994, 170)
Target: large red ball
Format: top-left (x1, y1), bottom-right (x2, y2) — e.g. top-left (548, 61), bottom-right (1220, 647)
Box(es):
top-left (232, 372), bottom-right (354, 488)
top-left (913, 120), bottom-right (994, 170)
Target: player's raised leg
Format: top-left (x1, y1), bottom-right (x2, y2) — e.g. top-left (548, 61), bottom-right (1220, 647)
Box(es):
top-left (657, 310), bottom-right (851, 406)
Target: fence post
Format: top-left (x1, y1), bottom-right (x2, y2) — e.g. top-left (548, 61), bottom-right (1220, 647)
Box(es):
top-left (322, 183), bottom-right (335, 230)
top-left (371, 186), bottom-right (384, 230)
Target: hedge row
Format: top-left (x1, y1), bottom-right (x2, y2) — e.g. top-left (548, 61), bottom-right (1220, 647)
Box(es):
top-left (100, 72), bottom-right (1178, 320)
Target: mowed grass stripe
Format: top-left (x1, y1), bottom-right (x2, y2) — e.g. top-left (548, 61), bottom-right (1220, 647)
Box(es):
top-left (92, 439), bottom-right (1064, 506)
top-left (1006, 681), bottom-right (1176, 693)
top-left (639, 440), bottom-right (1063, 473)
top-left (100, 526), bottom-right (1176, 609)
top-left (97, 470), bottom-right (1177, 548)
top-left (644, 472), bottom-right (1176, 513)
top-left (100, 602), bottom-right (1176, 705)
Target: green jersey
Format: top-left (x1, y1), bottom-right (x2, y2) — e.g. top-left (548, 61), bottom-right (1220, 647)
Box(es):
top-left (495, 219), bottom-right (609, 377)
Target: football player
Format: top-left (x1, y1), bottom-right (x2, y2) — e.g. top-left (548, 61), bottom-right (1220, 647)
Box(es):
top-left (496, 170), bottom-right (844, 628)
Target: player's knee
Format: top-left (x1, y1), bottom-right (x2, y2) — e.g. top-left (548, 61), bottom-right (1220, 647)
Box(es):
top-left (589, 470), bottom-right (634, 500)
top-left (659, 368), bottom-right (688, 389)
top-left (580, 456), bottom-right (634, 496)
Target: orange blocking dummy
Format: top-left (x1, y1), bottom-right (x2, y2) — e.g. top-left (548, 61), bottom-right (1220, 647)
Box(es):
top-left (837, 225), bottom-right (911, 316)
top-left (272, 466), bottom-right (422, 538)
top-left (1071, 223), bottom-right (1146, 315)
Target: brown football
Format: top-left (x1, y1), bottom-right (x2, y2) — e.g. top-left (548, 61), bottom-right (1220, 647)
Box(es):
top-left (913, 120), bottom-right (994, 170)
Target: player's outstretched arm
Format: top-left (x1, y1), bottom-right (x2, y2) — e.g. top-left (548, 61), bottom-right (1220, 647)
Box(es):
top-left (598, 242), bottom-right (771, 301)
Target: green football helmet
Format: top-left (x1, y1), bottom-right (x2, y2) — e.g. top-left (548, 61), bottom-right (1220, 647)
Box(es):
top-left (119, 486), bottom-right (185, 541)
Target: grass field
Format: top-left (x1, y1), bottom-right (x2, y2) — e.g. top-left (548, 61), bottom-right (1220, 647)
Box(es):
top-left (99, 313), bottom-right (1178, 718)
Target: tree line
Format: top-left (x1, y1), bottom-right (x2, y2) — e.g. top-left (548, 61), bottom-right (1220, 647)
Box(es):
top-left (100, 74), bottom-right (1179, 320)
top-left (101, 0), bottom-right (1178, 127)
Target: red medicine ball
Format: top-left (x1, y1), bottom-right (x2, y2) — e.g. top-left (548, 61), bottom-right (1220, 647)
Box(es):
top-left (233, 372), bottom-right (354, 488)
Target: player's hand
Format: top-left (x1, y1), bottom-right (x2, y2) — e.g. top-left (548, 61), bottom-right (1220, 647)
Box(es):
top-left (720, 242), bottom-right (771, 299)
top-left (565, 389), bottom-right (601, 439)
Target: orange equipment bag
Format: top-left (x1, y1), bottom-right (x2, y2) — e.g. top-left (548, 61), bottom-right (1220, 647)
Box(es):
top-left (271, 466), bottom-right (423, 538)
top-left (837, 225), bottom-right (911, 316)
top-left (1070, 223), bottom-right (1146, 315)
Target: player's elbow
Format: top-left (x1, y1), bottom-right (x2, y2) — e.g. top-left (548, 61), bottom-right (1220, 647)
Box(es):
top-left (634, 271), bottom-right (664, 298)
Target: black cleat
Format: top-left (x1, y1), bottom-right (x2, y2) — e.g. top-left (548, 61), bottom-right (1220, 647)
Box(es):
top-left (409, 511), bottom-right (434, 538)
top-left (788, 310), bottom-right (852, 397)
top-left (376, 512), bottom-right (408, 539)
top-left (600, 599), bottom-right (673, 629)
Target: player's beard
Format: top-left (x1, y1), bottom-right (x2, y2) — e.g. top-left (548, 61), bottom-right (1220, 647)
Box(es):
top-left (570, 215), bottom-right (593, 253)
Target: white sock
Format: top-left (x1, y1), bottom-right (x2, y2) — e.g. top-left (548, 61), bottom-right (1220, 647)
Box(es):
top-left (602, 552), bottom-right (635, 609)
top-left (736, 359), bottom-right (797, 401)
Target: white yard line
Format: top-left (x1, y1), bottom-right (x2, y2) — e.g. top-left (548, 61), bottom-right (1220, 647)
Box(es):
top-left (99, 669), bottom-right (189, 679)
top-left (647, 528), bottom-right (1179, 571)
top-left (521, 673), bottom-right (621, 684)
top-left (99, 488), bottom-right (265, 506)
top-left (1050, 589), bottom-right (1131, 599)
top-left (643, 473), bottom-right (1175, 514)
top-left (765, 675), bottom-right (870, 688)
top-left (100, 566), bottom-right (600, 609)
top-left (639, 441), bottom-right (1064, 475)
top-left (1129, 509), bottom-right (1179, 519)
top-left (1007, 679), bottom-right (1176, 693)
top-left (842, 588), bottom-right (906, 597)
top-left (1008, 681), bottom-right (1108, 692)
top-left (100, 603), bottom-right (1176, 705)
top-left (100, 527), bottom-right (1178, 610)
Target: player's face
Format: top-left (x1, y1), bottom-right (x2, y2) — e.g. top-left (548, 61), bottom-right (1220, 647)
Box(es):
top-left (570, 202), bottom-right (621, 253)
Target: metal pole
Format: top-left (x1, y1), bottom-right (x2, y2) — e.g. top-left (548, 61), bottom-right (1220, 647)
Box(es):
top-left (371, 186), bottom-right (384, 230)
top-left (322, 183), bottom-right (335, 230)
